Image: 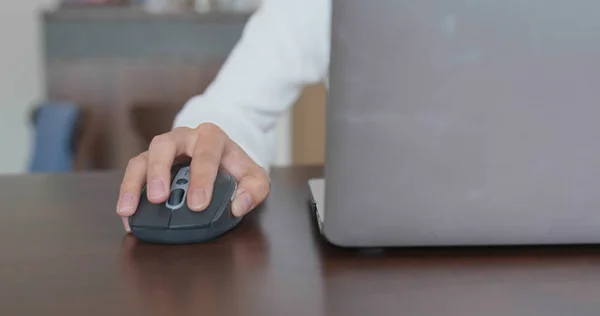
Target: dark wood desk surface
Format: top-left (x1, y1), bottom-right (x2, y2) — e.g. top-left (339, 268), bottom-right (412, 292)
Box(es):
top-left (2, 167), bottom-right (600, 315)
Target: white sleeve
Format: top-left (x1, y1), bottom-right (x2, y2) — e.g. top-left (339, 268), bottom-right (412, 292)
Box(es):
top-left (173, 0), bottom-right (330, 170)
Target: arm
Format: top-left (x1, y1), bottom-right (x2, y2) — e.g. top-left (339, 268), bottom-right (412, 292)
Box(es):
top-left (173, 0), bottom-right (331, 169)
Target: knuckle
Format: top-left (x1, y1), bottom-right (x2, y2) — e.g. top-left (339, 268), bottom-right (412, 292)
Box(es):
top-left (189, 171), bottom-right (215, 190)
top-left (196, 123), bottom-right (225, 138)
top-left (173, 126), bottom-right (192, 134)
top-left (194, 150), bottom-right (221, 165)
top-left (126, 158), bottom-right (137, 168)
top-left (127, 155), bottom-right (146, 169)
top-left (191, 177), bottom-right (213, 190)
top-left (256, 179), bottom-right (271, 195)
top-left (147, 161), bottom-right (165, 176)
top-left (120, 180), bottom-right (137, 193)
top-left (150, 134), bottom-right (172, 148)
top-left (252, 165), bottom-right (270, 182)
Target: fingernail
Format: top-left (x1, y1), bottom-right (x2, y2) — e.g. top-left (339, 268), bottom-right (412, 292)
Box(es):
top-left (118, 193), bottom-right (135, 215)
top-left (189, 188), bottom-right (207, 211)
top-left (148, 180), bottom-right (166, 200)
top-left (232, 190), bottom-right (253, 216)
top-left (122, 217), bottom-right (131, 233)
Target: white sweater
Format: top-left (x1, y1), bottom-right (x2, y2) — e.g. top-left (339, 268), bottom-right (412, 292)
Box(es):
top-left (173, 0), bottom-right (331, 169)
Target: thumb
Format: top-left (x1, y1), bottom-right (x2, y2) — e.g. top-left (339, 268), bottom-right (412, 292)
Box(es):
top-left (231, 173), bottom-right (270, 217)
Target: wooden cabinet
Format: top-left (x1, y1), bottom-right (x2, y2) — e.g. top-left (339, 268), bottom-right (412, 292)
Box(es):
top-left (46, 58), bottom-right (227, 168)
top-left (44, 7), bottom-right (328, 169)
top-left (44, 8), bottom-right (249, 169)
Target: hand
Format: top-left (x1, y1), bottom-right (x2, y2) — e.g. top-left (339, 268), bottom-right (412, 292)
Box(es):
top-left (116, 123), bottom-right (270, 232)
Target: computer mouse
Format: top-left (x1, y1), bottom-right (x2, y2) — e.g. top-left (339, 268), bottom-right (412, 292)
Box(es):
top-left (129, 164), bottom-right (241, 244)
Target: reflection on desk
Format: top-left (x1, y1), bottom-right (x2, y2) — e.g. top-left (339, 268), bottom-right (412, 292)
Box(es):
top-left (1, 167), bottom-right (600, 316)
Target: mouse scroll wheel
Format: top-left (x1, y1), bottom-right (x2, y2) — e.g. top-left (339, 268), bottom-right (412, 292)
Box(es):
top-left (168, 189), bottom-right (185, 206)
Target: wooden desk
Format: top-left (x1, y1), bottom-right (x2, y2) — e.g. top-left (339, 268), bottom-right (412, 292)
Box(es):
top-left (2, 167), bottom-right (600, 315)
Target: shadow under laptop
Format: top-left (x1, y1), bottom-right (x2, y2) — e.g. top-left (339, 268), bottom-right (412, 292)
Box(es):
top-left (318, 239), bottom-right (600, 260)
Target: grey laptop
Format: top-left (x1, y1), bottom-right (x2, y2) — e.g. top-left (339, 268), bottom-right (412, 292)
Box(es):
top-left (309, 0), bottom-right (600, 247)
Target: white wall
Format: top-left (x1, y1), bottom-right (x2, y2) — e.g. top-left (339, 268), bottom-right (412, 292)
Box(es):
top-left (0, 0), bottom-right (56, 174)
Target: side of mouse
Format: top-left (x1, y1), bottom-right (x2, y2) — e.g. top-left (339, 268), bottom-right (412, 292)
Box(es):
top-left (129, 164), bottom-right (241, 244)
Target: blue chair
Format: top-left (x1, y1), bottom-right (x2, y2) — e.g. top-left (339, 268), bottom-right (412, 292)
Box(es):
top-left (28, 102), bottom-right (82, 173)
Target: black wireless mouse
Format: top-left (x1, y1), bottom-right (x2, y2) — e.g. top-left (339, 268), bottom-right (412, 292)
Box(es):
top-left (129, 164), bottom-right (242, 244)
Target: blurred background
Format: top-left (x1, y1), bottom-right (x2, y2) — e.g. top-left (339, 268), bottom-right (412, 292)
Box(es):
top-left (0, 0), bottom-right (326, 174)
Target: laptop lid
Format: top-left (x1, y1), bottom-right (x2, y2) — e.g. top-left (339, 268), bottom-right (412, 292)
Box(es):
top-left (323, 0), bottom-right (600, 247)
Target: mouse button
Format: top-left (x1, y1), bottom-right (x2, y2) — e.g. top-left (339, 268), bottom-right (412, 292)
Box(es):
top-left (209, 171), bottom-right (237, 221)
top-left (169, 170), bottom-right (234, 230)
top-left (167, 188), bottom-right (185, 207)
top-left (169, 204), bottom-right (219, 229)
top-left (212, 181), bottom-right (237, 223)
top-left (213, 170), bottom-right (234, 198)
top-left (130, 192), bottom-right (171, 229)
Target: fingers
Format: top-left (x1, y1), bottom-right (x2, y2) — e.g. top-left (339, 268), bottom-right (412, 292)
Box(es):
top-left (232, 172), bottom-right (271, 217)
top-left (221, 141), bottom-right (271, 217)
top-left (187, 124), bottom-right (227, 211)
top-left (145, 128), bottom-right (192, 203)
top-left (117, 121), bottom-right (271, 237)
top-left (117, 152), bottom-right (148, 217)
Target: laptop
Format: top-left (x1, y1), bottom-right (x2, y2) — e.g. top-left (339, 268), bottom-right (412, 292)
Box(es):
top-left (309, 0), bottom-right (600, 247)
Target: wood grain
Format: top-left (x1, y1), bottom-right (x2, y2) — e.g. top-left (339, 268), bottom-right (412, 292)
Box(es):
top-left (1, 167), bottom-right (600, 315)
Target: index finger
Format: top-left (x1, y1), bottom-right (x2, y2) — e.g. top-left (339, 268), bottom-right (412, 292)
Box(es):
top-left (145, 128), bottom-right (194, 203)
